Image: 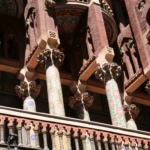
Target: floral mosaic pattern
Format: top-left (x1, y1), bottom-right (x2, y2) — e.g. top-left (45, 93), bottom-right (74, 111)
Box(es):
top-left (105, 79), bottom-right (127, 128)
top-left (0, 0), bottom-right (17, 17)
top-left (127, 119), bottom-right (137, 130)
top-left (23, 96), bottom-right (36, 112)
top-left (46, 64), bottom-right (65, 116)
top-left (55, 9), bottom-right (84, 40)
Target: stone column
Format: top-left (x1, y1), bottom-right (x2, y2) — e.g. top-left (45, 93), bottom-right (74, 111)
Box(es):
top-left (123, 104), bottom-right (139, 130)
top-left (15, 81), bottom-right (41, 147)
top-left (69, 81), bottom-right (94, 150)
top-left (37, 49), bottom-right (65, 116)
top-left (15, 81), bottom-right (41, 111)
top-left (95, 63), bottom-right (127, 128)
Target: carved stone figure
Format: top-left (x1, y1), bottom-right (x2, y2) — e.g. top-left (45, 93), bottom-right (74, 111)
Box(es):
top-left (45, 0), bottom-right (56, 8)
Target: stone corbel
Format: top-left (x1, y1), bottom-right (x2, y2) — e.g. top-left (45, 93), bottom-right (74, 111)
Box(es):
top-left (79, 46), bottom-right (115, 81)
top-left (17, 67), bottom-right (37, 83)
top-left (37, 30), bottom-right (60, 51)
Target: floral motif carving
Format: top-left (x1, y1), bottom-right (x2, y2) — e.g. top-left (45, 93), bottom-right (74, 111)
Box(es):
top-left (145, 80), bottom-right (150, 94)
top-left (95, 63), bottom-right (121, 82)
top-left (15, 81), bottom-right (41, 99)
top-left (37, 49), bottom-right (65, 67)
top-left (124, 69), bottom-right (143, 89)
top-left (79, 55), bottom-right (96, 76)
top-left (138, 0), bottom-right (146, 10)
top-left (69, 92), bottom-right (94, 110)
top-left (146, 31), bottom-right (150, 44)
top-left (123, 104), bottom-right (140, 120)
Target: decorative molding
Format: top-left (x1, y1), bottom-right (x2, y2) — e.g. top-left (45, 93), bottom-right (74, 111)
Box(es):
top-left (25, 45), bottom-right (38, 65)
top-left (87, 79), bottom-right (105, 88)
top-left (79, 55), bottom-right (96, 77)
top-left (0, 58), bottom-right (19, 68)
top-left (132, 92), bottom-right (150, 100)
top-left (124, 69), bottom-right (143, 89)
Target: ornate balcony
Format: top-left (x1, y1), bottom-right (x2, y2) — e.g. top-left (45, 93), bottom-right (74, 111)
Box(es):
top-left (0, 106), bottom-right (149, 150)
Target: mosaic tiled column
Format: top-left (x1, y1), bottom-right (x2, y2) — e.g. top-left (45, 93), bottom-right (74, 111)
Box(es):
top-left (123, 104), bottom-right (139, 130)
top-left (95, 63), bottom-right (127, 128)
top-left (69, 92), bottom-right (94, 150)
top-left (15, 81), bottom-right (41, 111)
top-left (15, 81), bottom-right (41, 147)
top-left (37, 49), bottom-right (65, 116)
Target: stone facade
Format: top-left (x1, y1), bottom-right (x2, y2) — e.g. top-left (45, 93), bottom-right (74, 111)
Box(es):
top-left (0, 0), bottom-right (150, 149)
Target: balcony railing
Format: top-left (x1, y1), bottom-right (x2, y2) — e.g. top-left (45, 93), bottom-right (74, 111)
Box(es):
top-left (55, 0), bottom-right (90, 4)
top-left (0, 106), bottom-right (150, 150)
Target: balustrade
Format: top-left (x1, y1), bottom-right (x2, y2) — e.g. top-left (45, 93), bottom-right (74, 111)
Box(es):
top-left (0, 106), bottom-right (149, 150)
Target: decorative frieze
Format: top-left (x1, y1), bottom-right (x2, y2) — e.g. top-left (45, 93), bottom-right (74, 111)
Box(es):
top-left (124, 69), bottom-right (143, 89)
top-left (78, 55), bottom-right (96, 77)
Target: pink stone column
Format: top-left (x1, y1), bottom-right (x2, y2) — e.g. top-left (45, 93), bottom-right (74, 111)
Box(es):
top-left (15, 81), bottom-right (41, 147)
top-left (95, 63), bottom-right (127, 128)
top-left (37, 49), bottom-right (65, 116)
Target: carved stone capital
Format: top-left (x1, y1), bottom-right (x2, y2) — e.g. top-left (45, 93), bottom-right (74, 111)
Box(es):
top-left (95, 62), bottom-right (121, 82)
top-left (52, 49), bottom-right (65, 66)
top-left (37, 49), bottom-right (65, 67)
top-left (145, 80), bottom-right (150, 94)
top-left (123, 104), bottom-right (140, 120)
top-left (69, 92), bottom-right (94, 110)
top-left (15, 81), bottom-right (41, 99)
top-left (37, 49), bottom-right (51, 67)
top-left (44, 0), bottom-right (55, 11)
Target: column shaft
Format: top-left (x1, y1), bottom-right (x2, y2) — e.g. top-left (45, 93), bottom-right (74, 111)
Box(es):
top-left (105, 79), bottom-right (127, 127)
top-left (77, 104), bottom-right (90, 121)
top-left (46, 62), bottom-right (65, 116)
top-left (23, 96), bottom-right (36, 112)
top-left (127, 118), bottom-right (137, 130)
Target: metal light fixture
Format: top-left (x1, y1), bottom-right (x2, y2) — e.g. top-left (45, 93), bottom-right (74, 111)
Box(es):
top-left (6, 133), bottom-right (18, 150)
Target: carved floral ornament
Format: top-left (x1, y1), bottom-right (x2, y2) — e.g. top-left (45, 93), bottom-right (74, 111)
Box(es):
top-left (145, 80), bottom-right (150, 94)
top-left (123, 104), bottom-right (140, 120)
top-left (69, 92), bottom-right (94, 110)
top-left (37, 49), bottom-right (65, 67)
top-left (15, 81), bottom-right (41, 99)
top-left (95, 63), bottom-right (121, 82)
top-left (146, 31), bottom-right (150, 45)
top-left (138, 0), bottom-right (146, 10)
